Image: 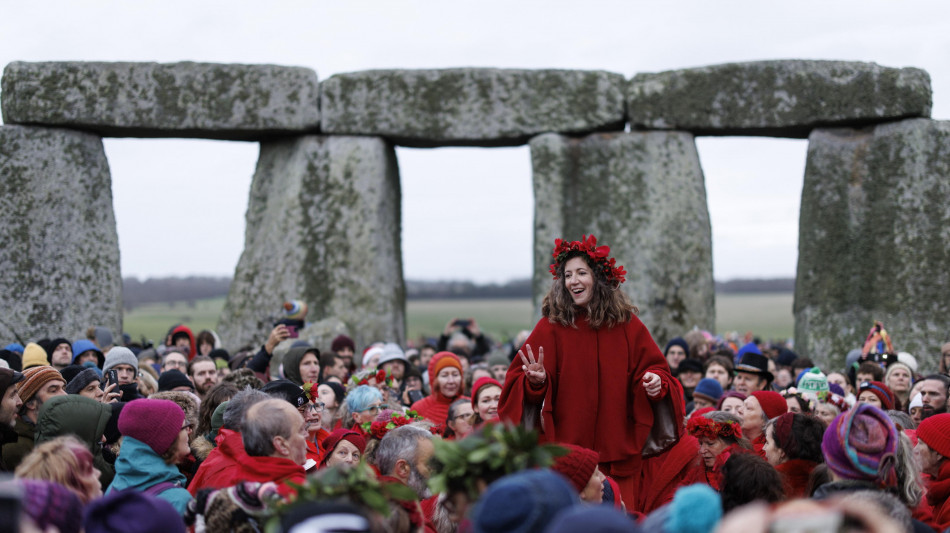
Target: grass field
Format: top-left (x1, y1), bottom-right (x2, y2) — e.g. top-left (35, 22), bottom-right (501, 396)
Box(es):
top-left (124, 292), bottom-right (794, 346)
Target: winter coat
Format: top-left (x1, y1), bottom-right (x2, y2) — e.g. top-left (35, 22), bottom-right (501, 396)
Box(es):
top-left (0, 418), bottom-right (34, 470)
top-left (106, 436), bottom-right (192, 515)
top-left (188, 428), bottom-right (249, 496)
top-left (0, 423), bottom-right (17, 471)
top-left (34, 394), bottom-right (115, 488)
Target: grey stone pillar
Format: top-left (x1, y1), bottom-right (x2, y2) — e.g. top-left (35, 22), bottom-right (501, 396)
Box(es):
top-left (530, 132), bottom-right (715, 345)
top-left (0, 125), bottom-right (122, 342)
top-left (218, 135), bottom-right (405, 352)
top-left (795, 118), bottom-right (950, 370)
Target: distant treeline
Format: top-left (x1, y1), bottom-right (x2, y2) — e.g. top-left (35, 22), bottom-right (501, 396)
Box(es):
top-left (123, 275), bottom-right (795, 308)
top-left (123, 276), bottom-right (232, 310)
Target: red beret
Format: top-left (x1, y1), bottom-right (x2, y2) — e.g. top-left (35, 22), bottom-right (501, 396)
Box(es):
top-left (750, 390), bottom-right (788, 420)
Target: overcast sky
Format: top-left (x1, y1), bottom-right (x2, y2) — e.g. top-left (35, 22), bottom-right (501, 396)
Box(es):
top-left (2, 2), bottom-right (947, 283)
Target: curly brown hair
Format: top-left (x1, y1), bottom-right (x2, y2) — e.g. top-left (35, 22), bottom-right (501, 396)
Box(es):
top-left (541, 251), bottom-right (637, 329)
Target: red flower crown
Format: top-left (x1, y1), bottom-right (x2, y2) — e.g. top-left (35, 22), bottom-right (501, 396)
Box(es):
top-left (687, 416), bottom-right (742, 441)
top-left (349, 368), bottom-right (395, 390)
top-left (362, 410), bottom-right (437, 440)
top-left (549, 234), bottom-right (626, 285)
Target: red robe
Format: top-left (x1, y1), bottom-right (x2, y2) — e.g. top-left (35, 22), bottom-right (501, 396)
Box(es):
top-left (498, 314), bottom-right (683, 508)
top-left (776, 459), bottom-right (817, 499)
top-left (926, 461), bottom-right (950, 532)
top-left (236, 454), bottom-right (306, 499)
top-left (638, 434), bottom-right (702, 513)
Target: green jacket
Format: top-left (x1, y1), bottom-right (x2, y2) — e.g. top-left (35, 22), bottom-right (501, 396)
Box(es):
top-left (35, 395), bottom-right (115, 488)
top-left (0, 418), bottom-right (34, 470)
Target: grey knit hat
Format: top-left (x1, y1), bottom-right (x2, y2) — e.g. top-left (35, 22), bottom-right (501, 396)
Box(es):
top-left (65, 368), bottom-right (101, 395)
top-left (103, 347), bottom-right (138, 373)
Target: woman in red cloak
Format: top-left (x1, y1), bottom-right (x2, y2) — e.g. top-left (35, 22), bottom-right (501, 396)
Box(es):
top-left (498, 235), bottom-right (684, 511)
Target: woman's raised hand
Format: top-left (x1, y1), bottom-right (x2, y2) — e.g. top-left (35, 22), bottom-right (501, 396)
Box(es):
top-left (519, 344), bottom-right (546, 386)
top-left (642, 371), bottom-right (662, 397)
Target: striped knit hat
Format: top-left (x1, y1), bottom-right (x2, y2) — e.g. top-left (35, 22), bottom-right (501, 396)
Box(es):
top-left (821, 403), bottom-right (898, 488)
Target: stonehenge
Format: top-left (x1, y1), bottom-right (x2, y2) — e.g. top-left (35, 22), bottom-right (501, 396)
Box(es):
top-left (1, 58), bottom-right (946, 369)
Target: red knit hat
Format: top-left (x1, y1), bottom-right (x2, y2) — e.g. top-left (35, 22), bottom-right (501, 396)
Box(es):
top-left (551, 443), bottom-right (600, 492)
top-left (750, 390), bottom-right (788, 420)
top-left (858, 381), bottom-right (895, 411)
top-left (320, 428), bottom-right (367, 466)
top-left (917, 413), bottom-right (950, 459)
top-left (471, 377), bottom-right (503, 409)
top-left (428, 352), bottom-right (463, 391)
top-left (117, 399), bottom-right (185, 455)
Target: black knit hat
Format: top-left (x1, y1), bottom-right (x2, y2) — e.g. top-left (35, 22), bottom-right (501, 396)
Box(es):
top-left (64, 368), bottom-right (101, 395)
top-left (157, 369), bottom-right (194, 392)
top-left (319, 380), bottom-right (346, 406)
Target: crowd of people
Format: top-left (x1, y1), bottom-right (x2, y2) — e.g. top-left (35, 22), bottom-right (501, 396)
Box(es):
top-left (1, 235), bottom-right (949, 533)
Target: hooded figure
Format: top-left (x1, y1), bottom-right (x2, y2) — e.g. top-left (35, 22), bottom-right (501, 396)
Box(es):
top-left (34, 395), bottom-right (114, 488)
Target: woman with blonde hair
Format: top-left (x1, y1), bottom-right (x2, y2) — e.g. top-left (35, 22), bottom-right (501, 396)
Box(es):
top-left (499, 234), bottom-right (684, 508)
top-left (15, 435), bottom-right (103, 503)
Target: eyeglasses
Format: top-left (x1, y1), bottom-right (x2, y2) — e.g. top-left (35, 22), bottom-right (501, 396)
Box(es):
top-left (165, 361), bottom-right (186, 369)
top-left (359, 403), bottom-right (386, 413)
top-left (299, 402), bottom-right (326, 414)
top-left (181, 422), bottom-right (194, 433)
top-left (453, 412), bottom-right (474, 421)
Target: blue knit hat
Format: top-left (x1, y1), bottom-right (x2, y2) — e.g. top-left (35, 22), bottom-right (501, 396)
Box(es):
top-left (692, 378), bottom-right (724, 404)
top-left (664, 337), bottom-right (689, 356)
top-left (472, 469), bottom-right (578, 533)
top-left (546, 505), bottom-right (638, 533)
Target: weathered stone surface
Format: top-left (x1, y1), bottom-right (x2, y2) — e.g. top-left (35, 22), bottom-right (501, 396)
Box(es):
top-left (0, 125), bottom-right (122, 342)
top-left (217, 135), bottom-right (404, 351)
top-left (2, 61), bottom-right (319, 140)
top-left (628, 60), bottom-right (932, 138)
top-left (795, 118), bottom-right (950, 371)
top-left (321, 69), bottom-right (625, 147)
top-left (530, 132), bottom-right (715, 344)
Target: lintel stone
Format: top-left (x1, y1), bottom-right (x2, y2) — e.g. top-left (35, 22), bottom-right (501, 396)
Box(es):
top-left (2, 61), bottom-right (320, 140)
top-left (628, 60), bottom-right (932, 138)
top-left (321, 68), bottom-right (626, 147)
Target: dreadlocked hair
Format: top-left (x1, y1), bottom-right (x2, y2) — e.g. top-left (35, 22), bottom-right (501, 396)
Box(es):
top-left (542, 251), bottom-right (636, 329)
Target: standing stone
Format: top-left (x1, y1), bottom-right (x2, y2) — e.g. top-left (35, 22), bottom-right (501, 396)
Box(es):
top-left (530, 132), bottom-right (715, 344)
top-left (628, 60), bottom-right (932, 137)
top-left (796, 119), bottom-right (950, 371)
top-left (217, 135), bottom-right (404, 352)
top-left (0, 125), bottom-right (122, 342)
top-left (2, 61), bottom-right (320, 140)
top-left (321, 68), bottom-right (625, 147)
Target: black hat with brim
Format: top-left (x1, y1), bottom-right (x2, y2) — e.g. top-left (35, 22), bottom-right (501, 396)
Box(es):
top-left (735, 352), bottom-right (775, 382)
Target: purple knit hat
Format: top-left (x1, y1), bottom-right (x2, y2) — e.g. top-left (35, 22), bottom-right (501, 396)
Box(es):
top-left (19, 479), bottom-right (84, 533)
top-left (117, 398), bottom-right (185, 455)
top-left (821, 403), bottom-right (898, 487)
top-left (84, 490), bottom-right (186, 533)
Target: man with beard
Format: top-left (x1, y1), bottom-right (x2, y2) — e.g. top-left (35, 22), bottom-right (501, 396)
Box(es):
top-left (918, 374), bottom-right (950, 420)
top-left (375, 425), bottom-right (436, 499)
top-left (0, 369), bottom-right (24, 470)
top-left (188, 355), bottom-right (219, 398)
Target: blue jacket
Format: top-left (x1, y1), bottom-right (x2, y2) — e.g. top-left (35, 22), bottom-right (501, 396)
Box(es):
top-left (106, 436), bottom-right (192, 515)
